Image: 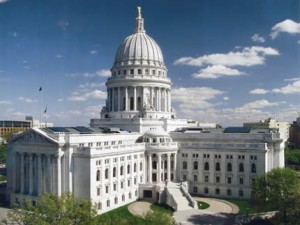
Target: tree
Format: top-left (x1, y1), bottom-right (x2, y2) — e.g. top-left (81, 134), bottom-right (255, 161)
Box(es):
top-left (0, 144), bottom-right (6, 163)
top-left (1, 193), bottom-right (98, 225)
top-left (251, 168), bottom-right (300, 225)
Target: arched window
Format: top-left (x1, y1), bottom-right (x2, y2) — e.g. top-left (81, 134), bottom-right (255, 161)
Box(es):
top-left (105, 168), bottom-right (108, 179)
top-left (239, 163), bottom-right (244, 172)
top-left (134, 163), bottom-right (137, 172)
top-left (152, 161), bottom-right (157, 169)
top-left (120, 166), bottom-right (124, 176)
top-left (127, 164), bottom-right (130, 174)
top-left (193, 161), bottom-right (198, 170)
top-left (130, 97), bottom-right (134, 110)
top-left (194, 175), bottom-right (197, 182)
top-left (96, 170), bottom-right (100, 181)
top-left (204, 162), bottom-right (209, 171)
top-left (183, 161), bottom-right (188, 170)
top-left (227, 163), bottom-right (232, 172)
top-left (113, 167), bottom-right (116, 177)
top-left (215, 162), bottom-right (221, 171)
top-left (251, 163), bottom-right (256, 173)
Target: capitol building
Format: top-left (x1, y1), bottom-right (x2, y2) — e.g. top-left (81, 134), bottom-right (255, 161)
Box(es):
top-left (6, 7), bottom-right (284, 213)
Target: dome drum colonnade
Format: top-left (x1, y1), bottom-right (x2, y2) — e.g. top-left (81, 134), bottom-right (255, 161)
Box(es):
top-left (102, 7), bottom-right (172, 120)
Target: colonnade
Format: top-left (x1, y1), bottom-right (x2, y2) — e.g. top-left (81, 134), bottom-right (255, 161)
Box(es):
top-left (13, 152), bottom-right (63, 196)
top-left (147, 152), bottom-right (177, 183)
top-left (107, 86), bottom-right (171, 112)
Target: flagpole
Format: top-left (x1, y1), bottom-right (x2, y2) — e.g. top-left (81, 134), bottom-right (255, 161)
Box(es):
top-left (39, 85), bottom-right (43, 123)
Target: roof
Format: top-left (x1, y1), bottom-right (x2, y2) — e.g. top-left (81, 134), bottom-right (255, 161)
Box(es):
top-left (223, 127), bottom-right (251, 133)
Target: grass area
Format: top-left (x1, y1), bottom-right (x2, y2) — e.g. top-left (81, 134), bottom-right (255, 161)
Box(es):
top-left (226, 199), bottom-right (256, 215)
top-left (197, 201), bottom-right (210, 210)
top-left (100, 203), bottom-right (135, 220)
top-left (150, 203), bottom-right (174, 215)
top-left (0, 175), bottom-right (6, 182)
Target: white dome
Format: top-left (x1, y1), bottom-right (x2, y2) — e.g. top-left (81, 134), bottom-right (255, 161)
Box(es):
top-left (114, 32), bottom-right (164, 66)
top-left (113, 7), bottom-right (164, 67)
top-left (144, 128), bottom-right (170, 138)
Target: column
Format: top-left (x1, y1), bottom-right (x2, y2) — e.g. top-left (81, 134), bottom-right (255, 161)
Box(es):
top-left (158, 154), bottom-right (161, 183)
top-left (158, 88), bottom-right (161, 111)
top-left (125, 87), bottom-right (128, 111)
top-left (173, 153), bottom-right (177, 181)
top-left (168, 89), bottom-right (171, 112)
top-left (47, 155), bottom-right (51, 193)
top-left (111, 88), bottom-right (115, 112)
top-left (56, 154), bottom-right (61, 196)
top-left (150, 87), bottom-right (153, 108)
top-left (118, 87), bottom-right (121, 111)
top-left (20, 153), bottom-right (24, 194)
top-left (29, 154), bottom-right (33, 195)
top-left (37, 154), bottom-right (42, 195)
top-left (167, 153), bottom-right (171, 181)
top-left (141, 87), bottom-right (144, 110)
top-left (164, 89), bottom-right (168, 112)
top-left (148, 154), bottom-right (152, 183)
top-left (107, 88), bottom-right (111, 111)
top-left (12, 153), bottom-right (17, 193)
top-left (133, 86), bottom-right (137, 111)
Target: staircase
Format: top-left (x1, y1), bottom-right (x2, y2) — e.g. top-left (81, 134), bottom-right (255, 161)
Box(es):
top-left (166, 183), bottom-right (197, 211)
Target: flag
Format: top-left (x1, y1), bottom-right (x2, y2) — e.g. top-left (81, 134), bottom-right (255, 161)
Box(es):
top-left (39, 86), bottom-right (42, 92)
top-left (44, 106), bottom-right (47, 114)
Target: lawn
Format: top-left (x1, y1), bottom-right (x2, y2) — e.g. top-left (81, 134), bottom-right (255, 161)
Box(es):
top-left (226, 199), bottom-right (260, 215)
top-left (0, 175), bottom-right (6, 182)
top-left (197, 201), bottom-right (210, 210)
top-left (150, 203), bottom-right (174, 215)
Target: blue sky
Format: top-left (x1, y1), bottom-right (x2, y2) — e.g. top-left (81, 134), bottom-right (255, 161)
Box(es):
top-left (0, 0), bottom-right (299, 126)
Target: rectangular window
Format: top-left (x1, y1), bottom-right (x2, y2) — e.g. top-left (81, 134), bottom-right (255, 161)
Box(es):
top-left (121, 181), bottom-right (124, 189)
top-left (130, 69), bottom-right (134, 75)
top-left (138, 69), bottom-right (142, 74)
top-left (113, 183), bottom-right (117, 191)
top-left (106, 186), bottom-right (109, 194)
top-left (240, 177), bottom-right (244, 185)
top-left (152, 70), bottom-right (156, 75)
top-left (216, 176), bottom-right (220, 183)
top-left (97, 187), bottom-right (100, 196)
top-left (205, 176), bottom-right (209, 182)
top-left (227, 177), bottom-right (232, 184)
top-left (123, 70), bottom-right (127, 75)
top-left (128, 180), bottom-right (130, 187)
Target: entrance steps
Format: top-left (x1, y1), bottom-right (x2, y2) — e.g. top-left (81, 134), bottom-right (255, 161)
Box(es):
top-left (166, 183), bottom-right (197, 211)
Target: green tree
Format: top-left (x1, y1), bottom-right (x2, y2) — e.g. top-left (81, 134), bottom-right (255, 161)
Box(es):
top-left (251, 168), bottom-right (300, 225)
top-left (1, 193), bottom-right (98, 225)
top-left (0, 144), bottom-right (7, 163)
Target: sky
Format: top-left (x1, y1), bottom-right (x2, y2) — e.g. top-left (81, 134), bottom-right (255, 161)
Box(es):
top-left (0, 0), bottom-right (299, 127)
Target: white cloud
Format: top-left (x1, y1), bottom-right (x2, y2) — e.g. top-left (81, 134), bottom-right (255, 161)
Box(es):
top-left (174, 46), bottom-right (279, 67)
top-left (241, 99), bottom-right (276, 109)
top-left (57, 98), bottom-right (64, 102)
top-left (78, 82), bottom-right (105, 89)
top-left (66, 69), bottom-right (111, 78)
top-left (90, 50), bottom-right (98, 54)
top-left (68, 90), bottom-right (106, 102)
top-left (251, 34), bottom-right (265, 43)
top-left (192, 65), bottom-right (244, 79)
top-left (18, 97), bottom-right (37, 103)
top-left (298, 40), bottom-right (300, 44)
top-left (8, 31), bottom-right (17, 37)
top-left (172, 87), bottom-right (223, 110)
top-left (270, 19), bottom-right (300, 39)
top-left (0, 100), bottom-right (11, 105)
top-left (57, 20), bottom-right (69, 30)
top-left (95, 69), bottom-right (111, 77)
top-left (56, 54), bottom-right (63, 58)
top-left (223, 97), bottom-right (229, 101)
top-left (284, 77), bottom-right (300, 82)
top-left (272, 80), bottom-right (300, 94)
top-left (249, 88), bottom-right (269, 95)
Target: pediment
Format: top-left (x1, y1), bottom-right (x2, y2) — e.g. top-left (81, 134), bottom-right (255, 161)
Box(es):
top-left (12, 129), bottom-right (57, 145)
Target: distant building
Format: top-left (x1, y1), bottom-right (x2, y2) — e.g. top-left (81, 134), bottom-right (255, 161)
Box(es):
top-left (0, 117), bottom-right (53, 141)
top-left (289, 117), bottom-right (300, 149)
top-left (243, 118), bottom-right (290, 144)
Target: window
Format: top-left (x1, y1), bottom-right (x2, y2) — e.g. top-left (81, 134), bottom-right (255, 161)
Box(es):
top-left (120, 166), bottom-right (124, 176)
top-left (251, 163), bottom-right (256, 173)
top-left (215, 162), bottom-right (221, 171)
top-left (121, 181), bottom-right (124, 189)
top-left (140, 162), bottom-right (143, 171)
top-left (138, 69), bottom-right (142, 74)
top-left (227, 177), bottom-right (232, 184)
top-left (97, 187), bottom-right (100, 196)
top-left (128, 179), bottom-right (130, 187)
top-left (106, 186), bottom-right (109, 193)
top-left (239, 190), bottom-right (244, 197)
top-left (193, 186), bottom-right (198, 193)
top-left (105, 168), bottom-right (109, 179)
top-left (216, 176), bottom-right (220, 183)
top-left (123, 70), bottom-right (127, 75)
top-left (239, 177), bottom-right (244, 185)
top-left (204, 187), bottom-right (209, 194)
top-left (152, 70), bottom-right (156, 75)
top-left (227, 189), bottom-right (232, 196)
top-left (152, 161), bottom-right (157, 169)
top-left (122, 194), bottom-right (125, 202)
top-left (205, 176), bottom-right (209, 182)
top-left (215, 188), bottom-right (220, 195)
top-left (113, 167), bottom-right (116, 177)
top-left (98, 202), bottom-right (102, 210)
top-left (193, 161), bottom-right (198, 170)
top-left (130, 69), bottom-right (134, 75)
top-left (239, 163), bottom-right (244, 172)
top-left (227, 163), bottom-right (232, 172)
top-left (183, 161), bottom-right (188, 170)
top-left (96, 170), bottom-right (100, 181)
top-left (114, 197), bottom-right (118, 204)
top-left (127, 165), bottom-right (130, 174)
top-left (134, 163), bottom-right (137, 172)
top-left (204, 162), bottom-right (209, 171)
top-left (194, 175), bottom-right (198, 182)
top-left (145, 69), bottom-right (149, 75)
top-left (107, 200), bottom-right (110, 207)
